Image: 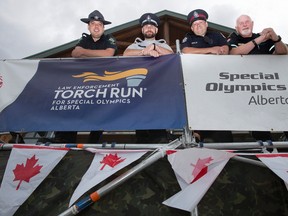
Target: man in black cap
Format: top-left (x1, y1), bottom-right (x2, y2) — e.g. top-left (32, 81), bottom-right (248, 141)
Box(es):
top-left (228, 14), bottom-right (287, 142)
top-left (123, 13), bottom-right (173, 143)
top-left (54, 10), bottom-right (117, 143)
top-left (181, 9), bottom-right (232, 143)
top-left (123, 13), bottom-right (173, 57)
top-left (181, 9), bottom-right (228, 55)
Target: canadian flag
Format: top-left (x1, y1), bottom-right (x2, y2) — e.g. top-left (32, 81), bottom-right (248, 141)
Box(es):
top-left (69, 148), bottom-right (147, 206)
top-left (0, 145), bottom-right (68, 216)
top-left (163, 148), bottom-right (235, 212)
top-left (256, 153), bottom-right (288, 185)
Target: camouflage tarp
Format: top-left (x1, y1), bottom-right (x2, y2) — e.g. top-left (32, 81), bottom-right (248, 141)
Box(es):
top-left (1, 150), bottom-right (288, 216)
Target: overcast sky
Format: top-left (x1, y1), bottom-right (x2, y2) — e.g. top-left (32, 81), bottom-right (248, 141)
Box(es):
top-left (0, 0), bottom-right (286, 59)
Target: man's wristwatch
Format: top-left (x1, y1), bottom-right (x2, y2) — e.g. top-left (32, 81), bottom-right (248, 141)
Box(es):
top-left (252, 39), bottom-right (259, 49)
top-left (252, 39), bottom-right (258, 47)
top-left (274, 35), bottom-right (282, 43)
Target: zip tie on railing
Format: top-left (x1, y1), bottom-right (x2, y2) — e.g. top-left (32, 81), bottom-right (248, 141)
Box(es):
top-left (257, 140), bottom-right (264, 146)
top-left (258, 140), bottom-right (271, 153)
top-left (111, 142), bottom-right (116, 148)
top-left (257, 140), bottom-right (268, 153)
top-left (267, 140), bottom-right (273, 146)
top-left (266, 140), bottom-right (278, 153)
top-left (102, 142), bottom-right (107, 148)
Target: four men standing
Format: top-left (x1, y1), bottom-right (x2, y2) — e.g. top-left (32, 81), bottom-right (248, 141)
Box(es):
top-left (55, 9), bottom-right (288, 144)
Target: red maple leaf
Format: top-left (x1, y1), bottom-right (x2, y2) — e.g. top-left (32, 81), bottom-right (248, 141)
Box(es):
top-left (100, 153), bottom-right (125, 170)
top-left (191, 157), bottom-right (213, 183)
top-left (13, 155), bottom-right (43, 190)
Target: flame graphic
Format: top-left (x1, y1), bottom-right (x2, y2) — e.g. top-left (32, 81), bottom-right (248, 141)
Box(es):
top-left (73, 68), bottom-right (148, 82)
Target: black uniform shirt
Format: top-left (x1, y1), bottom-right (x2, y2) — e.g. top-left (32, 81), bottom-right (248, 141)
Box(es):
top-left (227, 32), bottom-right (275, 54)
top-left (76, 33), bottom-right (117, 55)
top-left (181, 31), bottom-right (228, 49)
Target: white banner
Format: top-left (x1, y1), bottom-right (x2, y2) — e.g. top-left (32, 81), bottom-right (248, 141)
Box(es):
top-left (0, 60), bottom-right (39, 112)
top-left (182, 54), bottom-right (288, 131)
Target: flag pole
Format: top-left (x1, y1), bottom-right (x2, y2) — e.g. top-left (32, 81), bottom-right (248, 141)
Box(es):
top-left (58, 138), bottom-right (184, 216)
top-left (232, 155), bottom-right (266, 168)
top-left (2, 141), bottom-right (288, 151)
top-left (0, 143), bottom-right (173, 151)
top-left (195, 141), bottom-right (288, 150)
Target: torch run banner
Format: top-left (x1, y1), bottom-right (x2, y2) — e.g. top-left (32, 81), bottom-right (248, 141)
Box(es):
top-left (182, 54), bottom-right (288, 131)
top-left (0, 55), bottom-right (186, 131)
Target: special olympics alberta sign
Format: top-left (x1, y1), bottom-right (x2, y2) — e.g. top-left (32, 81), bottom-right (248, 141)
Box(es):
top-left (182, 54), bottom-right (288, 131)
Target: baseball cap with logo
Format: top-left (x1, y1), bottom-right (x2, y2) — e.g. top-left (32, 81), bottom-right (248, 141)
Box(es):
top-left (80, 10), bottom-right (111, 25)
top-left (139, 13), bottom-right (160, 27)
top-left (187, 9), bottom-right (208, 26)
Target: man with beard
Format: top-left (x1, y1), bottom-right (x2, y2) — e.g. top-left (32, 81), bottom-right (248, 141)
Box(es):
top-left (123, 13), bottom-right (173, 143)
top-left (228, 15), bottom-right (287, 55)
top-left (123, 13), bottom-right (173, 57)
top-left (228, 15), bottom-right (287, 141)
